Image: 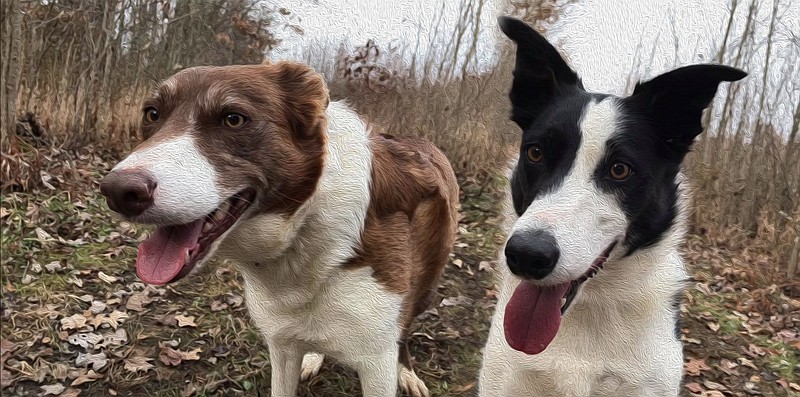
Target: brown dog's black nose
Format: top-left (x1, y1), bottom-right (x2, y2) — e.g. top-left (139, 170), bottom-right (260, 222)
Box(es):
top-left (100, 169), bottom-right (157, 217)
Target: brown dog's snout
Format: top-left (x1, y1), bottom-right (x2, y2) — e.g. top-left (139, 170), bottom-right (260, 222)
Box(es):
top-left (100, 169), bottom-right (157, 217)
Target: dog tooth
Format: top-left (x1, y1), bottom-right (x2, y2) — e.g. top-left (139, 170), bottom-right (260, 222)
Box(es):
top-left (214, 209), bottom-right (227, 222)
top-left (560, 298), bottom-right (567, 307)
top-left (202, 222), bottom-right (213, 233)
top-left (185, 248), bottom-right (192, 262)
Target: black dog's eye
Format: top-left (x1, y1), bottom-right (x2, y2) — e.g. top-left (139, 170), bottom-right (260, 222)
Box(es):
top-left (526, 144), bottom-right (544, 163)
top-left (223, 113), bottom-right (247, 128)
top-left (610, 162), bottom-right (632, 180)
top-left (143, 107), bottom-right (159, 123)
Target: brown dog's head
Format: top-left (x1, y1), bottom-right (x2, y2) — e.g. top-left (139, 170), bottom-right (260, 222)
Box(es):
top-left (99, 61), bottom-right (329, 285)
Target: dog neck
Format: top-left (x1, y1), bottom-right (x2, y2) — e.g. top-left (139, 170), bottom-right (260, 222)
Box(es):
top-left (216, 101), bottom-right (373, 305)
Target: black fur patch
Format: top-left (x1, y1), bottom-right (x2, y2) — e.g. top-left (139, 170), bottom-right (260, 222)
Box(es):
top-left (670, 290), bottom-right (684, 340)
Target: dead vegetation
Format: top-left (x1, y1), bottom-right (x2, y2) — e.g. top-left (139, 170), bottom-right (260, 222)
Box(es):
top-left (1, 0), bottom-right (799, 396)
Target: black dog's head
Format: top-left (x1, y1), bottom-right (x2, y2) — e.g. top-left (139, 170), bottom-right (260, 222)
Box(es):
top-left (496, 16), bottom-right (746, 355)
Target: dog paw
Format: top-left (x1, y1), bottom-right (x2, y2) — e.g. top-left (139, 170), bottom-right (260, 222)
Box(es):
top-left (300, 352), bottom-right (324, 381)
top-left (398, 366), bottom-right (429, 397)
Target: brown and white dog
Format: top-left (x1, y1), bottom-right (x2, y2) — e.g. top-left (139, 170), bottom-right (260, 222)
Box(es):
top-left (99, 61), bottom-right (460, 397)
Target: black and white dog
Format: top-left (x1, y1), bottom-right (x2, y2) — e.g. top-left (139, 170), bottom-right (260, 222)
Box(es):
top-left (479, 17), bottom-right (746, 396)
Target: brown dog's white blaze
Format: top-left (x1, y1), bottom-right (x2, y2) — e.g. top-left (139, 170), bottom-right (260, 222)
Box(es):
top-left (99, 61), bottom-right (331, 285)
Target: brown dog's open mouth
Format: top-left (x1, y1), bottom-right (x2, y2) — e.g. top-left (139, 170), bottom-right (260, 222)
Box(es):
top-left (135, 189), bottom-right (256, 285)
top-left (503, 240), bottom-right (618, 355)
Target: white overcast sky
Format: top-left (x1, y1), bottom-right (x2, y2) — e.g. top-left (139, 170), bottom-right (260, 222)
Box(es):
top-left (265, 0), bottom-right (799, 138)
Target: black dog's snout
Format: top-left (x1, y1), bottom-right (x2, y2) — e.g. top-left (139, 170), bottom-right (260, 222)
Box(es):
top-left (505, 230), bottom-right (560, 280)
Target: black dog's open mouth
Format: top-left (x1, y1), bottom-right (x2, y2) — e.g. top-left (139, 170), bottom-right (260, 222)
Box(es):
top-left (503, 239), bottom-right (619, 355)
top-left (135, 189), bottom-right (256, 285)
top-left (560, 240), bottom-right (618, 314)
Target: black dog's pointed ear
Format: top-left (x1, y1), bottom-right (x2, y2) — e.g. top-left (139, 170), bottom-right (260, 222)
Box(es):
top-left (625, 64), bottom-right (747, 150)
top-left (498, 16), bottom-right (582, 129)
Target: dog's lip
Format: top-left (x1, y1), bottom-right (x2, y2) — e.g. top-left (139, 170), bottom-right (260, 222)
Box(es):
top-left (180, 187), bottom-right (257, 263)
top-left (559, 239), bottom-right (619, 314)
top-left (137, 188), bottom-right (257, 284)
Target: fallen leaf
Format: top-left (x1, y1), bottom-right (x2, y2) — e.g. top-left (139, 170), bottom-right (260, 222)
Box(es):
top-left (102, 329), bottom-right (128, 347)
top-left (70, 370), bottom-right (103, 386)
top-left (684, 357), bottom-right (712, 376)
top-left (478, 261), bottom-right (491, 271)
top-left (104, 310), bottom-right (129, 329)
top-left (210, 300), bottom-right (228, 311)
top-left (440, 295), bottom-right (474, 307)
top-left (35, 227), bottom-right (55, 244)
top-left (97, 271), bottom-right (118, 284)
top-left (159, 346), bottom-right (183, 366)
top-left (60, 314), bottom-right (87, 330)
top-left (226, 294), bottom-right (243, 307)
top-left (181, 348), bottom-right (202, 361)
top-left (44, 261), bottom-right (63, 273)
top-left (157, 313), bottom-right (177, 327)
top-left (703, 380), bottom-right (727, 391)
top-left (717, 358), bottom-right (739, 375)
top-left (88, 301), bottom-right (106, 314)
top-left (451, 382), bottom-right (475, 393)
top-left (452, 258), bottom-right (463, 268)
top-left (125, 291), bottom-right (153, 312)
top-left (159, 345), bottom-right (202, 366)
top-left (738, 356), bottom-right (759, 370)
top-left (66, 276), bottom-right (83, 288)
top-left (61, 388), bottom-right (81, 397)
top-left (123, 356), bottom-right (155, 373)
top-left (174, 315), bottom-right (196, 328)
top-left (40, 384), bottom-right (65, 395)
top-left (75, 352), bottom-right (109, 371)
top-left (684, 382), bottom-right (703, 394)
top-left (68, 333), bottom-right (103, 349)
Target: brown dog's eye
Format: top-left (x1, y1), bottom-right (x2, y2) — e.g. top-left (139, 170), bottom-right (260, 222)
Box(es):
top-left (223, 113), bottom-right (247, 128)
top-left (610, 162), bottom-right (632, 180)
top-left (143, 107), bottom-right (159, 123)
top-left (526, 144), bottom-right (544, 163)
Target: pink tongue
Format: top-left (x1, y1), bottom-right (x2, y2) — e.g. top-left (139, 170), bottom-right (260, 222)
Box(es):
top-left (136, 220), bottom-right (203, 285)
top-left (503, 281), bottom-right (571, 355)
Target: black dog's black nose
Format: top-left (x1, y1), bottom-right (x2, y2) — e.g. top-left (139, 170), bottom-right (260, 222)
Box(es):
top-left (504, 230), bottom-right (560, 280)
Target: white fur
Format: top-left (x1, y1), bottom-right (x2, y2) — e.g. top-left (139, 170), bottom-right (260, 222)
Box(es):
top-left (478, 100), bottom-right (690, 397)
top-left (299, 352), bottom-right (324, 381)
top-left (111, 135), bottom-right (230, 225)
top-left (213, 101), bottom-right (408, 396)
top-left (398, 365), bottom-right (430, 397)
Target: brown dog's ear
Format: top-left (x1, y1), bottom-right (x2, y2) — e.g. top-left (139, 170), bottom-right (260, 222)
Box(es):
top-left (265, 61), bottom-right (330, 140)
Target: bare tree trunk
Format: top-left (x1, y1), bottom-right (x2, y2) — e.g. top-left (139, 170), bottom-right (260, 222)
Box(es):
top-left (1, 0), bottom-right (23, 152)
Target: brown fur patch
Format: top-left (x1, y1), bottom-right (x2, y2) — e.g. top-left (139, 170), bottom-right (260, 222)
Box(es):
top-left (135, 61), bottom-right (329, 216)
top-left (343, 133), bottom-right (460, 352)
